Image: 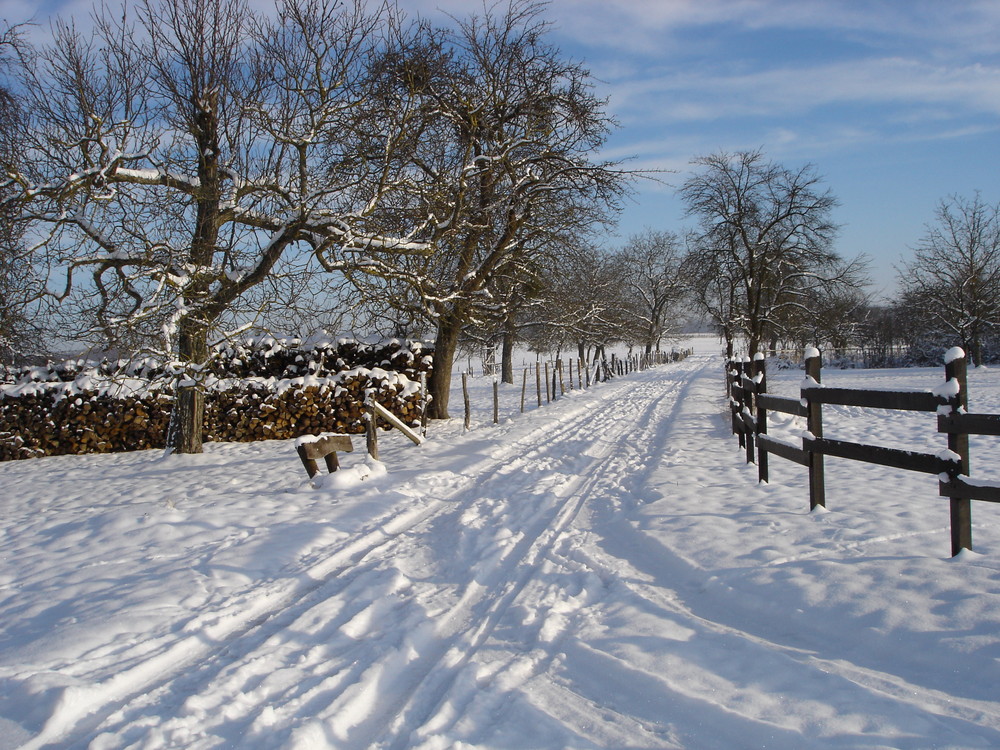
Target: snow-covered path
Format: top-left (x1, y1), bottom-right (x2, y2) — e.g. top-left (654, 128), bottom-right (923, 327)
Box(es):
top-left (3, 348), bottom-right (1000, 749)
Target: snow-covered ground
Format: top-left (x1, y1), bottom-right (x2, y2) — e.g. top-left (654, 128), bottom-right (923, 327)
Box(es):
top-left (2, 336), bottom-right (1000, 749)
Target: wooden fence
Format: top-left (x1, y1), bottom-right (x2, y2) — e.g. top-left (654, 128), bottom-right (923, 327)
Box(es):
top-left (727, 348), bottom-right (1000, 556)
top-left (461, 349), bottom-right (692, 430)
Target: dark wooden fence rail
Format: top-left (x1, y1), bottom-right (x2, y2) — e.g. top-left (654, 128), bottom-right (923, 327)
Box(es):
top-left (727, 348), bottom-right (1000, 556)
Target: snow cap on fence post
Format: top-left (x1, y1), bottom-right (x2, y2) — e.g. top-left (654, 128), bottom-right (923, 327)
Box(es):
top-left (944, 347), bottom-right (966, 365)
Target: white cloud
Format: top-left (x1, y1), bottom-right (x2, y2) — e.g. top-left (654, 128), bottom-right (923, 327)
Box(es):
top-left (549, 0), bottom-right (1000, 59)
top-left (605, 57), bottom-right (1000, 126)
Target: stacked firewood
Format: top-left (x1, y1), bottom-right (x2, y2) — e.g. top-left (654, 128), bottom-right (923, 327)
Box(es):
top-left (0, 386), bottom-right (173, 460)
top-left (204, 370), bottom-right (425, 443)
top-left (1, 339), bottom-right (431, 461)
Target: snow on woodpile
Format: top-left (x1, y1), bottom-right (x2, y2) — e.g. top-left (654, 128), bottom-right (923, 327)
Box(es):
top-left (0, 338), bottom-right (432, 461)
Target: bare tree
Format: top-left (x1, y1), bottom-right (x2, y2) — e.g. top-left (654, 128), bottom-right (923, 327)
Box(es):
top-left (528, 242), bottom-right (629, 362)
top-left (616, 229), bottom-right (686, 354)
top-left (680, 149), bottom-right (864, 358)
top-left (3, 0), bottom-right (428, 452)
top-left (681, 229), bottom-right (740, 357)
top-left (0, 22), bottom-right (47, 364)
top-left (897, 193), bottom-right (1000, 366)
top-left (352, 0), bottom-right (627, 418)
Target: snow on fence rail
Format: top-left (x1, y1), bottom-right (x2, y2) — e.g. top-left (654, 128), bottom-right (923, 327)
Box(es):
top-left (726, 348), bottom-right (1000, 556)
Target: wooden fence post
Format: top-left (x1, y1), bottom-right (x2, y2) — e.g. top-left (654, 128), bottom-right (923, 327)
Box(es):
top-left (742, 357), bottom-right (754, 463)
top-left (805, 348), bottom-right (826, 509)
top-left (463, 371), bottom-right (471, 431)
top-left (536, 363), bottom-right (542, 406)
top-left (558, 359), bottom-right (565, 396)
top-left (366, 402), bottom-right (379, 460)
top-left (420, 372), bottom-right (429, 436)
top-left (726, 359), bottom-right (743, 438)
top-left (520, 367), bottom-right (527, 413)
top-left (544, 361), bottom-right (551, 403)
top-left (493, 378), bottom-right (499, 424)
top-left (730, 359), bottom-right (746, 447)
top-left (754, 353), bottom-right (769, 483)
top-left (945, 349), bottom-right (971, 555)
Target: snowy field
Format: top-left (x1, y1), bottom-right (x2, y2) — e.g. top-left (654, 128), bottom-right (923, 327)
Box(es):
top-left (2, 336), bottom-right (1000, 749)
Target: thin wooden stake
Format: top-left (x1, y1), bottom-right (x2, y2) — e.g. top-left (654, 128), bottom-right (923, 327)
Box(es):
top-left (420, 372), bottom-right (429, 435)
top-left (520, 367), bottom-right (527, 413)
top-left (366, 403), bottom-right (379, 460)
top-left (463, 371), bottom-right (471, 431)
top-left (493, 378), bottom-right (499, 424)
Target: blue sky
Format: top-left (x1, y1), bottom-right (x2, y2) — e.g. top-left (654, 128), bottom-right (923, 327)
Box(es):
top-left (533, 0), bottom-right (1000, 298)
top-left (7, 0), bottom-right (1000, 298)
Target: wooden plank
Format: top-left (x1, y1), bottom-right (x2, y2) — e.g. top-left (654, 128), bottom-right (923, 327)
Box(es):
top-left (295, 433), bottom-right (353, 478)
top-left (939, 477), bottom-right (1000, 504)
top-left (805, 436), bottom-right (947, 474)
top-left (372, 400), bottom-right (424, 446)
top-left (731, 404), bottom-right (748, 444)
top-left (757, 393), bottom-right (807, 417)
top-left (758, 435), bottom-right (809, 467)
top-left (801, 386), bottom-right (940, 412)
top-left (938, 412), bottom-right (1000, 436)
top-left (296, 433), bottom-right (353, 459)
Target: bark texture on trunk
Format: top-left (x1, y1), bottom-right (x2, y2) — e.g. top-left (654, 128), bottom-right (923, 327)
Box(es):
top-left (501, 327), bottom-right (515, 384)
top-left (427, 315), bottom-right (460, 419)
top-left (166, 318), bottom-right (209, 454)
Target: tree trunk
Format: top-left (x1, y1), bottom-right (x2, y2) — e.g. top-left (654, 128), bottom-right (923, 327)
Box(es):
top-left (501, 319), bottom-right (515, 385)
top-left (428, 313), bottom-right (461, 419)
top-left (968, 334), bottom-right (983, 369)
top-left (166, 317), bottom-right (209, 454)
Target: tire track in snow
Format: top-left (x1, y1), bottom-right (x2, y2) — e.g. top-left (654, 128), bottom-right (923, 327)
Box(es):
top-left (40, 359), bottom-right (703, 749)
top-left (538, 356), bottom-right (1000, 749)
top-left (271, 360), bottom-right (705, 748)
top-left (368, 358), bottom-right (713, 749)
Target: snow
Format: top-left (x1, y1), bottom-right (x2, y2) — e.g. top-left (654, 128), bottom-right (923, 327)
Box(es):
top-left (945, 347), bottom-right (966, 365)
top-left (932, 377), bottom-right (962, 400)
top-left (3, 338), bottom-right (1000, 748)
